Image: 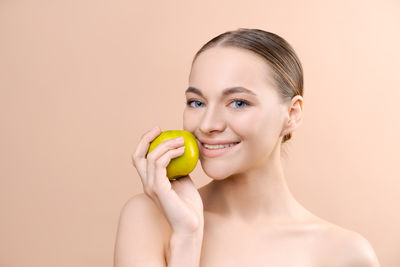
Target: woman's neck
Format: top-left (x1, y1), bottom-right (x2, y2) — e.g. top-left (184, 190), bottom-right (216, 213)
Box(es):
top-left (199, 152), bottom-right (313, 226)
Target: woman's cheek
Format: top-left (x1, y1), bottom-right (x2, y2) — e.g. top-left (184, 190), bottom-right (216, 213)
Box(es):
top-left (232, 110), bottom-right (263, 135)
top-left (183, 108), bottom-right (199, 132)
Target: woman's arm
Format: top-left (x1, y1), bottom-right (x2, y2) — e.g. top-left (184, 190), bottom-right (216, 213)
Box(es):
top-left (166, 231), bottom-right (204, 267)
top-left (114, 193), bottom-right (204, 267)
top-left (116, 126), bottom-right (205, 266)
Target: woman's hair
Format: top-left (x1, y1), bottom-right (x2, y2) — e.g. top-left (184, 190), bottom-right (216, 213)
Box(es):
top-left (191, 28), bottom-right (304, 144)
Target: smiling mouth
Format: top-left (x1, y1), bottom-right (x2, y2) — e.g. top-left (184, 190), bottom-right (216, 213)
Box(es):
top-left (201, 141), bottom-right (241, 149)
top-left (198, 141), bottom-right (240, 158)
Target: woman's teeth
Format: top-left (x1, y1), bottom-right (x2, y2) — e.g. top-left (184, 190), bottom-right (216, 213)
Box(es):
top-left (203, 142), bottom-right (239, 149)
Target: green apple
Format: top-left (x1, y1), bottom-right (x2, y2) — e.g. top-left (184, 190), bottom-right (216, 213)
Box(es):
top-left (146, 130), bottom-right (199, 180)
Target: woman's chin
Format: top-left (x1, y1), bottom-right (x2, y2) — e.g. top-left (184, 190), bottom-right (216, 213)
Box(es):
top-left (201, 165), bottom-right (232, 180)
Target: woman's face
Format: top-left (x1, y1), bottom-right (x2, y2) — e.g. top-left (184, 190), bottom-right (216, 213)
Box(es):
top-left (183, 46), bottom-right (289, 180)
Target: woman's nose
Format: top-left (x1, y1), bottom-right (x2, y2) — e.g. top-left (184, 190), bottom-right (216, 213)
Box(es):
top-left (199, 105), bottom-right (226, 134)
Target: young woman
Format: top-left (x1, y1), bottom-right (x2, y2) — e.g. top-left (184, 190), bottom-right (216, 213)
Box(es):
top-left (114, 28), bottom-right (380, 267)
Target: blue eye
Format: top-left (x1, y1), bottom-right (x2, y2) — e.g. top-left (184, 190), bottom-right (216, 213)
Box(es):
top-left (231, 100), bottom-right (247, 108)
top-left (186, 100), bottom-right (203, 108)
top-left (186, 99), bottom-right (250, 109)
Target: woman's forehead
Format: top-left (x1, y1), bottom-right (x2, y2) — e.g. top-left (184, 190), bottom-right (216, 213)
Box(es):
top-left (191, 46), bottom-right (268, 73)
top-left (189, 47), bottom-right (276, 95)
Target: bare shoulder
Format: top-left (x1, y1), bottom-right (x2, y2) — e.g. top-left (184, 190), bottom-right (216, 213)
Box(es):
top-left (315, 221), bottom-right (381, 267)
top-left (119, 193), bottom-right (172, 246)
top-left (114, 193), bottom-right (172, 267)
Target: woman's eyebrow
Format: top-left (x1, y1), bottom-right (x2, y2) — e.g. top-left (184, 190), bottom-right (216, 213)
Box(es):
top-left (185, 86), bottom-right (257, 97)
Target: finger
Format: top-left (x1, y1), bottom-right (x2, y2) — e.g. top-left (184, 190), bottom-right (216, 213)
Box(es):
top-left (132, 126), bottom-right (162, 178)
top-left (153, 145), bottom-right (185, 187)
top-left (146, 139), bottom-right (184, 188)
top-left (146, 136), bottom-right (184, 164)
top-left (146, 146), bottom-right (185, 219)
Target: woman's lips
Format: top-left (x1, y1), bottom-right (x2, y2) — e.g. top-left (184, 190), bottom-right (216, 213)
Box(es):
top-left (200, 141), bottom-right (240, 158)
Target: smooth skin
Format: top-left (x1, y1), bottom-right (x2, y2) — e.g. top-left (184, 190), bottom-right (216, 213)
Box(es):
top-left (114, 46), bottom-right (381, 267)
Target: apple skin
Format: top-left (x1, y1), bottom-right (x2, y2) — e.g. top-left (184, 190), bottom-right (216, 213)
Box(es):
top-left (146, 130), bottom-right (199, 180)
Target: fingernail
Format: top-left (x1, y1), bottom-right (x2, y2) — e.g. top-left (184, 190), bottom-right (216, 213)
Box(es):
top-left (175, 136), bottom-right (184, 141)
top-left (151, 125), bottom-right (159, 131)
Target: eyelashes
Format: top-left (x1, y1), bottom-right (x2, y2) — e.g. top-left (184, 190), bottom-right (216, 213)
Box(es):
top-left (185, 99), bottom-right (251, 109)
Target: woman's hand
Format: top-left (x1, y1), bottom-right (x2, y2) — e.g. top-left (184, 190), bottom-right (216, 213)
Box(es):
top-left (131, 126), bottom-right (204, 235)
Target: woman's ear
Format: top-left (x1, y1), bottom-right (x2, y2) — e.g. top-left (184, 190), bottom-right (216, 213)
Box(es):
top-left (281, 95), bottom-right (304, 136)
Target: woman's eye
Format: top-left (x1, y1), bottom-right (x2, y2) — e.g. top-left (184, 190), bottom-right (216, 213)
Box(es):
top-left (186, 99), bottom-right (249, 109)
top-left (186, 100), bottom-right (203, 108)
top-left (231, 100), bottom-right (248, 109)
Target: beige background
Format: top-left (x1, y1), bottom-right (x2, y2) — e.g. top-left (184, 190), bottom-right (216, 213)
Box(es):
top-left (0, 0), bottom-right (399, 266)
